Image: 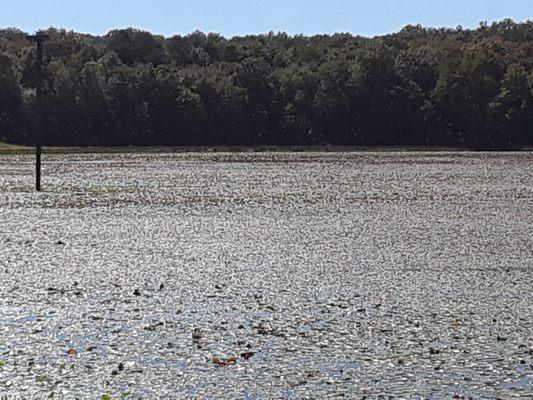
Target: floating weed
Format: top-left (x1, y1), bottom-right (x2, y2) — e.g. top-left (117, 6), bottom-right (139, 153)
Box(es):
top-left (90, 186), bottom-right (136, 194)
top-left (35, 375), bottom-right (49, 383)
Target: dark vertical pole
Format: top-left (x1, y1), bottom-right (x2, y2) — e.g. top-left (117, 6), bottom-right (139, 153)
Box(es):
top-left (35, 39), bottom-right (43, 191)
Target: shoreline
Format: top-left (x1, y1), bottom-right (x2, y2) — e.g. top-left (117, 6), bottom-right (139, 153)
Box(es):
top-left (1, 143), bottom-right (531, 155)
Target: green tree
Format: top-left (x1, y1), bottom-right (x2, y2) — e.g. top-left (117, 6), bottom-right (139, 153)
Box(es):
top-left (0, 53), bottom-right (25, 142)
top-left (491, 64), bottom-right (533, 146)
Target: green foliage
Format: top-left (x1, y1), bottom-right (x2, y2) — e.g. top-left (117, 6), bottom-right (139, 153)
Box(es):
top-left (0, 52), bottom-right (25, 142)
top-left (0, 21), bottom-right (532, 148)
top-left (35, 375), bottom-right (50, 383)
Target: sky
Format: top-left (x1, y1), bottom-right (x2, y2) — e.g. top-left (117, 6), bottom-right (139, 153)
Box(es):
top-left (0, 0), bottom-right (532, 38)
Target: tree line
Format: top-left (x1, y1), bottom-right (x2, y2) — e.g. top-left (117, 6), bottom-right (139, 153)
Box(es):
top-left (0, 20), bottom-right (532, 148)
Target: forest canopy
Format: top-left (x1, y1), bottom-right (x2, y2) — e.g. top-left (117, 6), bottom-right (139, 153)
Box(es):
top-left (0, 20), bottom-right (532, 148)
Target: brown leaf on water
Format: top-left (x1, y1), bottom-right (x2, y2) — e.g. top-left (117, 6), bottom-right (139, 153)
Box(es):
top-left (240, 351), bottom-right (255, 360)
top-left (192, 328), bottom-right (203, 342)
top-left (212, 356), bottom-right (237, 366)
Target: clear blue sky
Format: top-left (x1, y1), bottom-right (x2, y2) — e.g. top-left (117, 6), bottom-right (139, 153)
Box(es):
top-left (1, 0), bottom-right (531, 38)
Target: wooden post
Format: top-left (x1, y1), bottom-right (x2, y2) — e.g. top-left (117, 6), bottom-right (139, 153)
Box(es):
top-left (27, 34), bottom-right (49, 192)
top-left (35, 39), bottom-right (43, 191)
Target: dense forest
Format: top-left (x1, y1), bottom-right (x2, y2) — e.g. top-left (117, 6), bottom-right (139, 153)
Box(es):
top-left (0, 20), bottom-right (532, 148)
